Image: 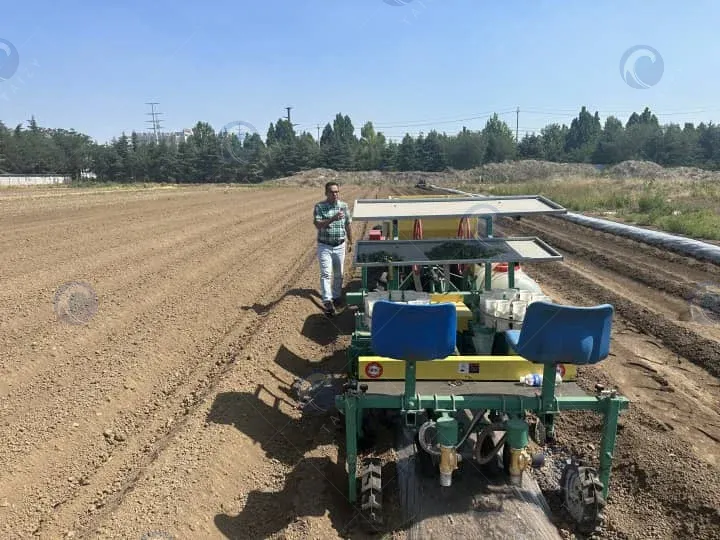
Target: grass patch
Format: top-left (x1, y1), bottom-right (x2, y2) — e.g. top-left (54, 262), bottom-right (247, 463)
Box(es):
top-left (470, 177), bottom-right (720, 241)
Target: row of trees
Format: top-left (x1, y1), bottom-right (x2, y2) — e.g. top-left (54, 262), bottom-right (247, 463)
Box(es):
top-left (2, 107), bottom-right (720, 183)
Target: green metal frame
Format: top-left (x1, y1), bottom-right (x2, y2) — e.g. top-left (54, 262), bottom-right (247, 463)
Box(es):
top-left (336, 196), bottom-right (630, 514)
top-left (336, 360), bottom-right (629, 503)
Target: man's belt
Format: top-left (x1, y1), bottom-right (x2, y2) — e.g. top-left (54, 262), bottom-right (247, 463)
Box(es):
top-left (320, 238), bottom-right (345, 247)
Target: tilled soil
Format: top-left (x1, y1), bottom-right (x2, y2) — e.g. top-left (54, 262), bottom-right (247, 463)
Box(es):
top-left (2, 183), bottom-right (719, 540)
top-left (0, 183), bottom-right (381, 539)
top-left (492, 213), bottom-right (720, 540)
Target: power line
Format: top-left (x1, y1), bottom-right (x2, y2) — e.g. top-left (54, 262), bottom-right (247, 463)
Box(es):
top-left (145, 102), bottom-right (163, 144)
top-left (293, 106), bottom-right (720, 132)
top-left (371, 110), bottom-right (516, 129)
top-left (266, 105), bottom-right (720, 144)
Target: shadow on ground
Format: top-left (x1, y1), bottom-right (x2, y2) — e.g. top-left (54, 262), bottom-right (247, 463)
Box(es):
top-left (207, 385), bottom-right (405, 540)
top-left (239, 287), bottom-right (323, 315)
top-left (273, 345), bottom-right (351, 381)
top-left (208, 385), bottom-right (560, 540)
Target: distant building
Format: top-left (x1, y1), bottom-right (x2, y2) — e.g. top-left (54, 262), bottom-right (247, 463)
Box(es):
top-left (0, 174), bottom-right (71, 186)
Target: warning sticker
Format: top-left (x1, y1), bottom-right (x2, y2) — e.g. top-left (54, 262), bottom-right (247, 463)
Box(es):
top-left (365, 362), bottom-right (383, 379)
top-left (459, 363), bottom-right (480, 375)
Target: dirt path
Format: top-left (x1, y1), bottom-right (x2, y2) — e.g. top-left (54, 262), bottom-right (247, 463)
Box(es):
top-left (0, 184), bottom-right (379, 539)
top-left (491, 213), bottom-right (720, 540)
top-left (2, 183), bottom-right (719, 540)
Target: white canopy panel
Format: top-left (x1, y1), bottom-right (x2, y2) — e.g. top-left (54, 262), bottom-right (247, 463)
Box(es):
top-left (353, 237), bottom-right (563, 267)
top-left (352, 196), bottom-right (566, 221)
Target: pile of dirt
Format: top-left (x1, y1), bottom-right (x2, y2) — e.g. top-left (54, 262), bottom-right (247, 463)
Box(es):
top-left (457, 159), bottom-right (720, 184)
top-left (605, 160), bottom-right (720, 181)
top-left (268, 168), bottom-right (342, 187)
top-left (266, 159), bottom-right (720, 187)
top-left (269, 168), bottom-right (449, 188)
top-left (603, 160), bottom-right (668, 180)
top-left (459, 159), bottom-right (600, 183)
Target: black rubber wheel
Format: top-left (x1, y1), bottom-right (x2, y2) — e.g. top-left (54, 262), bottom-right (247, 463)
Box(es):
top-left (561, 462), bottom-right (606, 534)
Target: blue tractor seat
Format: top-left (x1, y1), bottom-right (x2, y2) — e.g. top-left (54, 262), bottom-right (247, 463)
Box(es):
top-left (504, 301), bottom-right (614, 365)
top-left (371, 300), bottom-right (457, 361)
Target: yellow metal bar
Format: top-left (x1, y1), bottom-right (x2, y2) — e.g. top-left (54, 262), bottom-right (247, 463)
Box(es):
top-left (430, 293), bottom-right (465, 303)
top-left (358, 356), bottom-right (577, 382)
top-left (454, 303), bottom-right (472, 332)
top-left (396, 217), bottom-right (478, 240)
top-left (388, 195), bottom-right (478, 240)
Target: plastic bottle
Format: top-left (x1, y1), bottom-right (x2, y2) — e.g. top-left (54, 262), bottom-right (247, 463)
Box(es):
top-left (520, 372), bottom-right (563, 386)
top-left (520, 374), bottom-right (543, 386)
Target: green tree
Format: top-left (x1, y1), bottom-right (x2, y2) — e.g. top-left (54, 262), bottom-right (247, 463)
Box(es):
top-left (518, 133), bottom-right (544, 159)
top-left (482, 114), bottom-right (516, 163)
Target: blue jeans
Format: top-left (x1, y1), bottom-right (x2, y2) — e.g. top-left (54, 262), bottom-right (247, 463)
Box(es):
top-left (317, 241), bottom-right (346, 302)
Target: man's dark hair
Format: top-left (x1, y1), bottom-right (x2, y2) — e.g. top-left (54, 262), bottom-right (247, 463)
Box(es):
top-left (325, 181), bottom-right (339, 191)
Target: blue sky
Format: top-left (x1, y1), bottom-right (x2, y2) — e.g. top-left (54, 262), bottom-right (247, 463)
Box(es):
top-left (2, 0), bottom-right (719, 144)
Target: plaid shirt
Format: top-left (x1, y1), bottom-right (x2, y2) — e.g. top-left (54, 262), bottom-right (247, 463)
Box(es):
top-left (314, 200), bottom-right (351, 245)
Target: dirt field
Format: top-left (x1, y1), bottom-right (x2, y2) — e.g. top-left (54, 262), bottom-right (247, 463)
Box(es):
top-left (492, 213), bottom-right (720, 540)
top-left (1, 182), bottom-right (719, 540)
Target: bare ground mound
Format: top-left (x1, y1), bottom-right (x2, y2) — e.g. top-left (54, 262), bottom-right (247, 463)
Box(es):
top-left (267, 159), bottom-right (720, 187)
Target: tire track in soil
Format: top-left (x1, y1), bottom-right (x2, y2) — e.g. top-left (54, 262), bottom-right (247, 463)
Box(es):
top-left (0, 188), bottom-right (294, 294)
top-left (0, 192), bottom-right (321, 432)
top-left (496, 220), bottom-right (720, 378)
top-left (0, 190), bottom-right (324, 391)
top-left (0, 187), bottom-right (221, 241)
top-left (64, 243), bottom-right (321, 539)
top-left (521, 214), bottom-right (720, 275)
top-left (0, 189), bottom-right (269, 274)
top-left (536, 357), bottom-right (720, 540)
top-left (505, 216), bottom-right (720, 320)
top-left (59, 185), bottom-right (379, 540)
top-left (0, 187), bottom-right (366, 540)
top-left (396, 186), bottom-right (720, 540)
top-left (498, 236), bottom-right (720, 447)
top-left (484, 227), bottom-right (720, 538)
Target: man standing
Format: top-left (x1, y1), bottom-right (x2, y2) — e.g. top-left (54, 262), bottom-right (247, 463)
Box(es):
top-left (314, 182), bottom-right (352, 316)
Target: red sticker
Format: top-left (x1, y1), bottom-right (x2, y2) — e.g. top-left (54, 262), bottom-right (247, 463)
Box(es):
top-left (556, 364), bottom-right (566, 377)
top-left (365, 362), bottom-right (383, 379)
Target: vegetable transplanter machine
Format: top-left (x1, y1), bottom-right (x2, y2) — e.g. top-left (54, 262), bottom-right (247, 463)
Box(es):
top-left (334, 194), bottom-right (630, 535)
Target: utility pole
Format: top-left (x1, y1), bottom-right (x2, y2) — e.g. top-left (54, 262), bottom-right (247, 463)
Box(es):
top-left (317, 124), bottom-right (321, 145)
top-left (285, 106), bottom-right (293, 124)
top-left (146, 102), bottom-right (163, 144)
top-left (516, 106), bottom-right (520, 142)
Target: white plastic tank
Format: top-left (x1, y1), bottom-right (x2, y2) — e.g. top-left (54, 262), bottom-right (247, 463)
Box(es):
top-left (473, 263), bottom-right (543, 293)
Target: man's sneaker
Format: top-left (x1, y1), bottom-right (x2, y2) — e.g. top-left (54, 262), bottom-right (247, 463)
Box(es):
top-left (323, 301), bottom-right (336, 316)
top-left (333, 298), bottom-right (344, 309)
